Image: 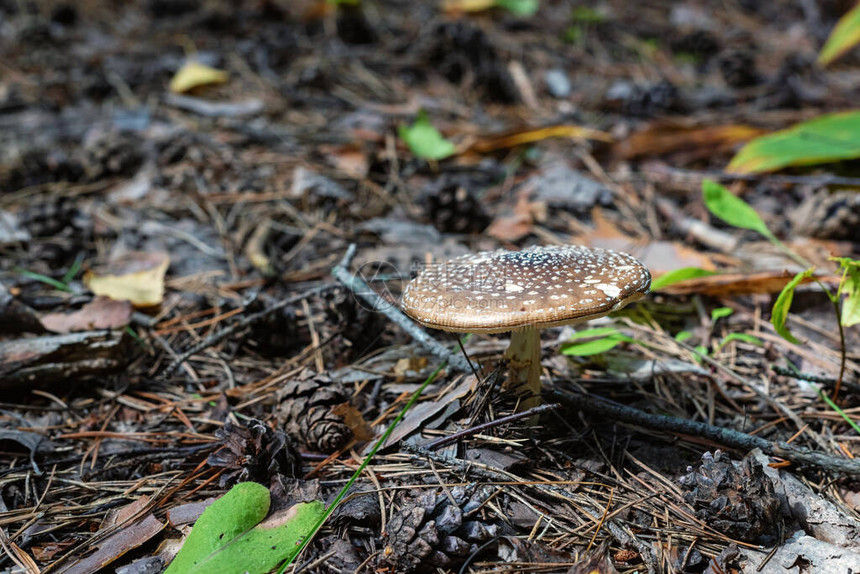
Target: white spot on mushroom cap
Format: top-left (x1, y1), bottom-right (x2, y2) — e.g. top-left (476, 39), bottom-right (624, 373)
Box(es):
top-left (595, 283), bottom-right (622, 298)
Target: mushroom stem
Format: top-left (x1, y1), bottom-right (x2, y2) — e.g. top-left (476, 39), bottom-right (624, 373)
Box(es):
top-left (504, 328), bottom-right (542, 411)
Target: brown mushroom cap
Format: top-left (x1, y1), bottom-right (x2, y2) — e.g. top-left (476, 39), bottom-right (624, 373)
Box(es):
top-left (401, 245), bottom-right (651, 334)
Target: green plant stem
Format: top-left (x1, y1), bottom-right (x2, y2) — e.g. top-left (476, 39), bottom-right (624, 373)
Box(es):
top-left (765, 233), bottom-right (847, 400)
top-left (814, 383), bottom-right (860, 435)
top-left (61, 252), bottom-right (85, 285)
top-left (278, 361), bottom-right (447, 572)
top-left (833, 309), bottom-right (847, 398)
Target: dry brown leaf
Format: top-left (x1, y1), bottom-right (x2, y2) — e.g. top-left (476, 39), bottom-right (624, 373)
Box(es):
top-left (319, 144), bottom-right (370, 178)
top-left (41, 297), bottom-right (133, 334)
top-left (381, 376), bottom-right (477, 448)
top-left (628, 241), bottom-right (719, 274)
top-left (486, 213), bottom-right (533, 242)
top-left (331, 403), bottom-right (375, 442)
top-left (32, 541), bottom-right (76, 562)
top-left (60, 496), bottom-right (164, 574)
top-left (582, 211), bottom-right (717, 273)
top-left (85, 252), bottom-right (170, 308)
top-left (658, 270), bottom-right (839, 296)
top-left (487, 192), bottom-right (539, 242)
top-left (615, 123), bottom-right (765, 160)
top-left (590, 208), bottom-right (630, 240)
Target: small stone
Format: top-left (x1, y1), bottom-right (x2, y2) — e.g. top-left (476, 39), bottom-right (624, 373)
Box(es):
top-left (544, 69), bottom-right (571, 98)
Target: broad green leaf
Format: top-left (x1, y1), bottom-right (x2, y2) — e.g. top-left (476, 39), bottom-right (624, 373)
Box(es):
top-left (398, 111), bottom-right (455, 160)
top-left (702, 180), bottom-right (773, 238)
top-left (562, 336), bottom-right (627, 356)
top-left (727, 111), bottom-right (860, 174)
top-left (711, 307), bottom-right (734, 321)
top-left (833, 256), bottom-right (860, 327)
top-left (772, 268), bottom-right (816, 345)
top-left (818, 3), bottom-right (860, 66)
top-left (495, 0), bottom-right (539, 17)
top-left (650, 267), bottom-right (719, 291)
top-left (562, 328), bottom-right (634, 356)
top-left (566, 327), bottom-right (624, 340)
top-left (165, 482), bottom-right (324, 574)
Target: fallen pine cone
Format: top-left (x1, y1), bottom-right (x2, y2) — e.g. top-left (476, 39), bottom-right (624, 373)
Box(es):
top-left (276, 372), bottom-right (353, 453)
top-left (380, 485), bottom-right (498, 573)
top-left (207, 418), bottom-right (301, 487)
top-left (678, 450), bottom-right (779, 542)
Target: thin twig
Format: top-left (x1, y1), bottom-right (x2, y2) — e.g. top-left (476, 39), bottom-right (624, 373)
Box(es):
top-left (670, 337), bottom-right (823, 446)
top-left (550, 387), bottom-right (860, 475)
top-left (425, 403), bottom-right (560, 450)
top-left (771, 365), bottom-right (860, 393)
top-left (331, 244), bottom-right (471, 373)
top-left (161, 283), bottom-right (337, 376)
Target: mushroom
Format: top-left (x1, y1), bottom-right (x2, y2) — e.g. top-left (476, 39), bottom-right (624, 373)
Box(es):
top-left (400, 245), bottom-right (651, 410)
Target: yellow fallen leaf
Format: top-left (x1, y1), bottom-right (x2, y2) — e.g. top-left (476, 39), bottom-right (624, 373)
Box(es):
top-left (169, 61), bottom-right (229, 94)
top-left (85, 252), bottom-right (170, 308)
top-left (469, 125), bottom-right (612, 153)
top-left (440, 0), bottom-right (496, 13)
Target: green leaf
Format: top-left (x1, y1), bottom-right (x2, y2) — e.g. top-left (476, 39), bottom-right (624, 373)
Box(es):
top-left (398, 111), bottom-right (455, 160)
top-left (772, 268), bottom-right (816, 345)
top-left (674, 330), bottom-right (693, 343)
top-left (495, 0), bottom-right (539, 16)
top-left (15, 267), bottom-right (73, 293)
top-left (711, 307), bottom-right (734, 322)
top-left (566, 327), bottom-right (623, 340)
top-left (833, 257), bottom-right (860, 327)
top-left (561, 328), bottom-right (634, 356)
top-left (717, 332), bottom-right (763, 349)
top-left (727, 111), bottom-right (860, 174)
top-left (702, 180), bottom-right (773, 238)
top-left (571, 6), bottom-right (603, 22)
top-left (650, 266), bottom-right (719, 291)
top-left (61, 252), bottom-right (85, 285)
top-left (818, 3), bottom-right (860, 66)
top-left (650, 267), bottom-right (718, 291)
top-left (166, 482), bottom-right (324, 574)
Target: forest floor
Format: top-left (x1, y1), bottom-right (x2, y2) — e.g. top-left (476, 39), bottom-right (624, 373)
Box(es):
top-left (1, 1), bottom-right (860, 573)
